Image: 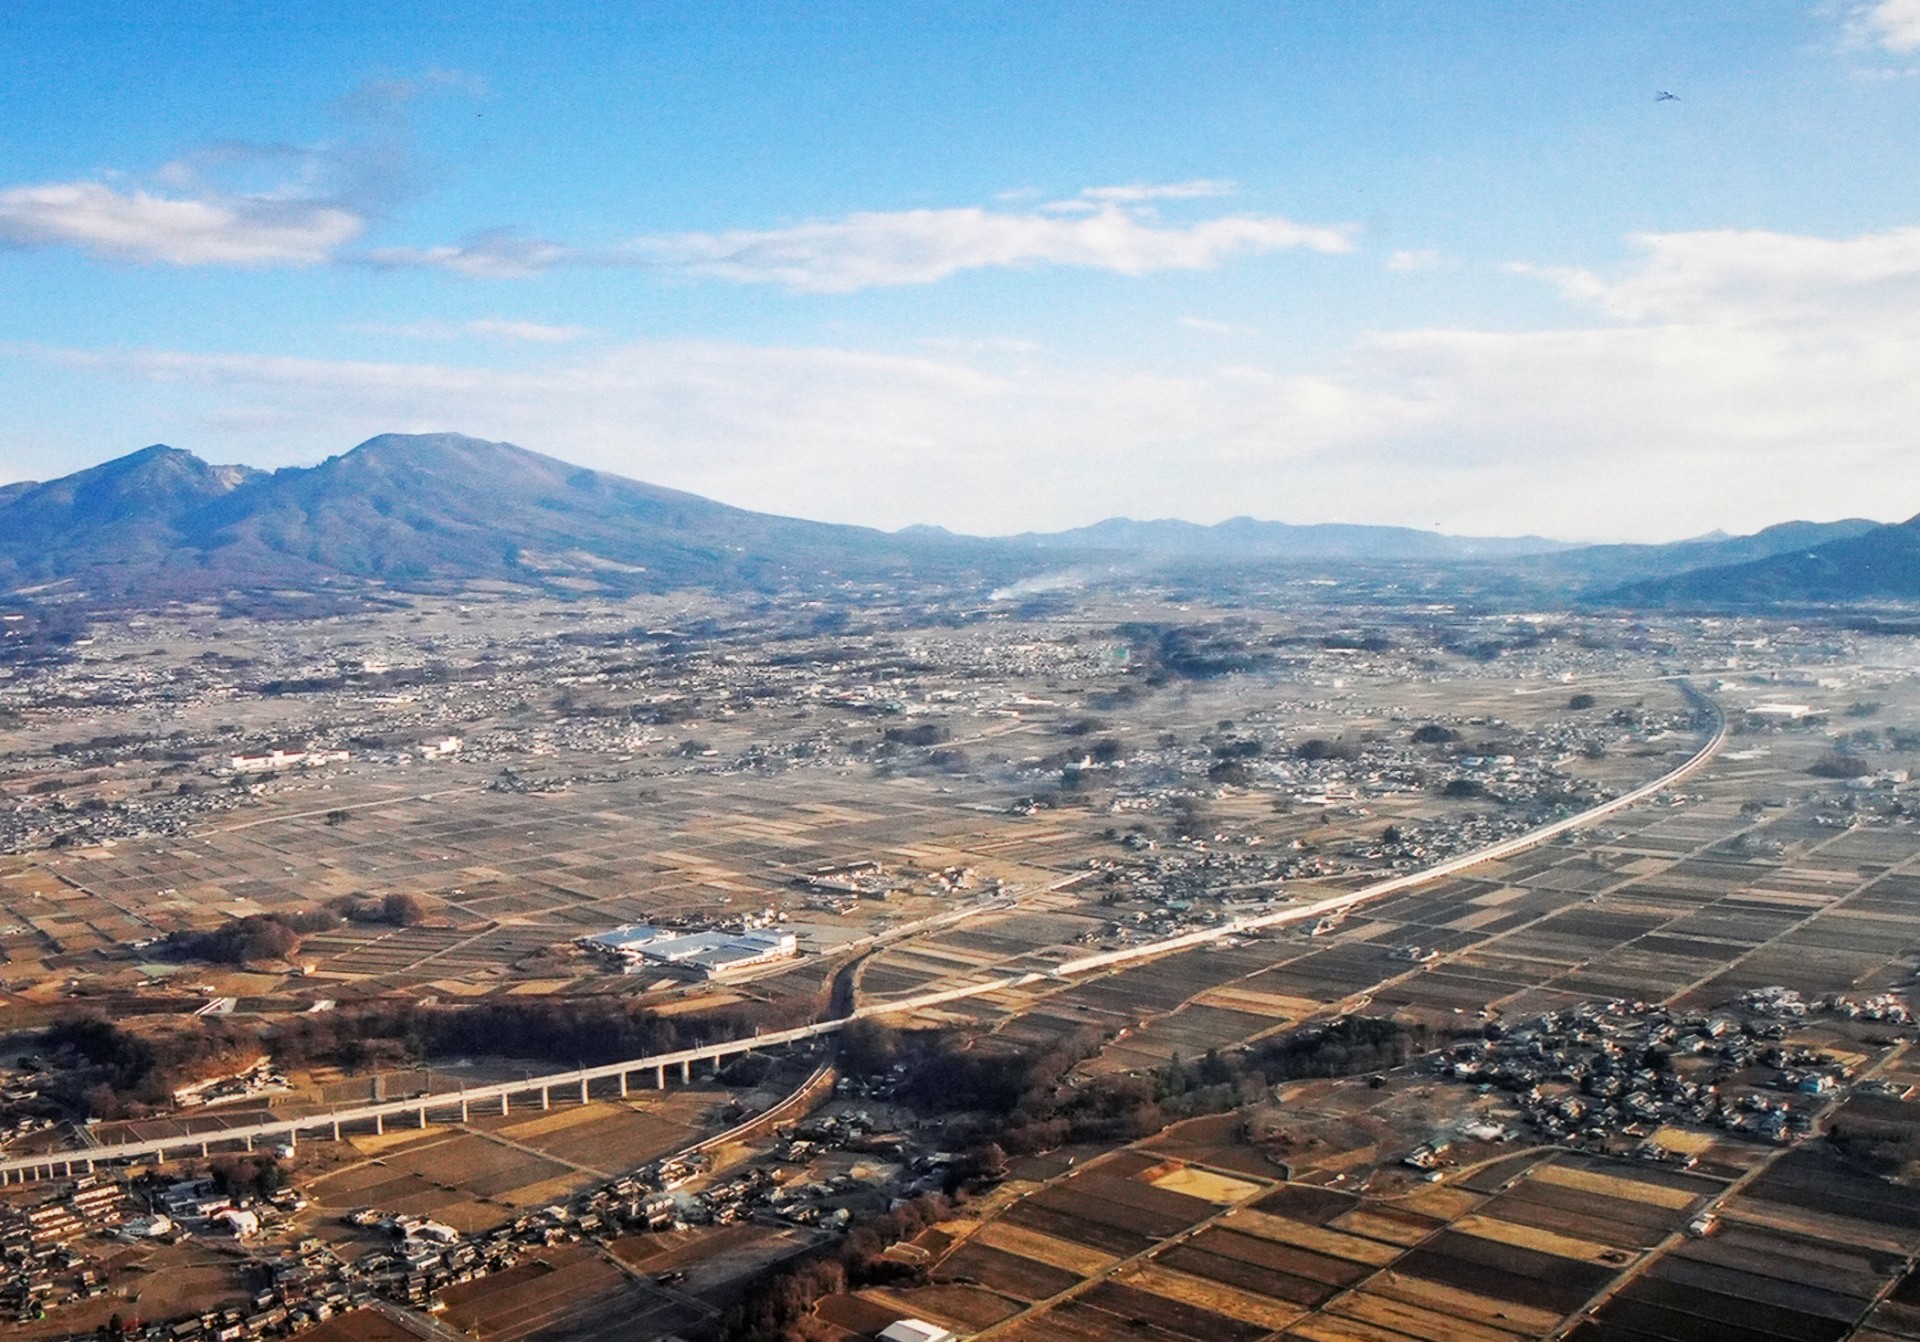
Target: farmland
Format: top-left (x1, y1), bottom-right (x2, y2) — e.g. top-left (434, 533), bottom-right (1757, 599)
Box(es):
top-left (0, 591), bottom-right (1917, 1341)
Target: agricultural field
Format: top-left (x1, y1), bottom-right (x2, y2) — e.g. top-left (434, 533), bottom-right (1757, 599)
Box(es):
top-left (3, 594), bottom-right (1920, 1341)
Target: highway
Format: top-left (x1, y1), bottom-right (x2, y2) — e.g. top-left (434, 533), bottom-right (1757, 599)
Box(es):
top-left (0, 686), bottom-right (1724, 1184)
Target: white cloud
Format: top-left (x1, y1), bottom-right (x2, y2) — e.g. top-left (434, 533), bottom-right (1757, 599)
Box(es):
top-left (14, 339), bottom-right (1391, 533)
top-left (364, 230), bottom-right (573, 278)
top-left (1385, 248), bottom-right (1447, 273)
top-left (371, 197), bottom-right (1352, 291)
top-left (352, 317), bottom-right (590, 343)
top-left (1855, 0), bottom-right (1920, 51)
top-left (0, 181), bottom-right (360, 266)
top-left (626, 205), bottom-right (1349, 291)
top-left (1514, 225), bottom-right (1920, 325)
top-left (915, 336), bottom-right (1048, 355)
top-left (464, 318), bottom-right (589, 342)
top-left (1045, 180), bottom-right (1237, 212)
top-left (22, 221), bottom-right (1920, 541)
top-left (1179, 316), bottom-right (1261, 336)
top-left (0, 71), bottom-right (472, 269)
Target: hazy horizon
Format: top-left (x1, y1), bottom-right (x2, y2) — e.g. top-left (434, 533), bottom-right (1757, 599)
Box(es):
top-left (5, 430), bottom-right (1901, 549)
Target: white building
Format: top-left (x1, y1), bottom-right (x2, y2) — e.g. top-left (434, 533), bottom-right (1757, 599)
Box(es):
top-left (578, 924), bottom-right (797, 979)
top-left (227, 748), bottom-right (348, 775)
top-left (879, 1322), bottom-right (957, 1342)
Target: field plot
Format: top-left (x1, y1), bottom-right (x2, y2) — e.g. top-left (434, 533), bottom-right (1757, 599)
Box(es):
top-left (438, 1243), bottom-right (655, 1342)
top-left (1569, 1147), bottom-right (1920, 1342)
top-left (918, 1114), bottom-right (1787, 1342)
top-left (300, 1093), bottom-right (718, 1232)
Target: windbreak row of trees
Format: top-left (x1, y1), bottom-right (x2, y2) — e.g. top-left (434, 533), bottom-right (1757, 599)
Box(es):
top-left (271, 996), bottom-right (775, 1072)
top-left (161, 895), bottom-right (431, 964)
top-left (42, 994), bottom-right (776, 1119)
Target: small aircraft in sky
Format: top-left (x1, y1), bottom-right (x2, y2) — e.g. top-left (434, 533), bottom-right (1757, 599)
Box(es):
top-left (1655, 90), bottom-right (1680, 101)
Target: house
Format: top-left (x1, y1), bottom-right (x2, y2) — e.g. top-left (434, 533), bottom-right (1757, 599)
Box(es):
top-left (212, 1207), bottom-right (260, 1238)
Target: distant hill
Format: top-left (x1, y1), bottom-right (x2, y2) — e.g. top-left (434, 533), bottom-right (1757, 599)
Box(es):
top-left (1010, 515), bottom-right (1571, 561)
top-left (1605, 515), bottom-right (1920, 607)
top-left (0, 433), bottom-right (1000, 599)
top-left (0, 433), bottom-right (1905, 609)
top-left (1525, 518), bottom-right (1883, 591)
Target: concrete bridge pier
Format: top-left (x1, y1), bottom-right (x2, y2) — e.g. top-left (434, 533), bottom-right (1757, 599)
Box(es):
top-left (460, 1097), bottom-right (470, 1122)
top-left (373, 1114), bottom-right (384, 1136)
top-left (540, 1086), bottom-right (550, 1111)
top-left (332, 1120), bottom-right (341, 1142)
top-left (245, 1135), bottom-right (254, 1152)
top-left (655, 1065), bottom-right (666, 1089)
top-left (500, 1093), bottom-right (510, 1116)
top-left (417, 1107), bottom-right (428, 1129)
top-left (578, 1075), bottom-right (589, 1104)
top-left (678, 1059), bottom-right (690, 1084)
top-left (617, 1072), bottom-right (628, 1098)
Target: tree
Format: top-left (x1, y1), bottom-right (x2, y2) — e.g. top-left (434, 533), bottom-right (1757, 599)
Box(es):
top-left (381, 892), bottom-right (429, 926)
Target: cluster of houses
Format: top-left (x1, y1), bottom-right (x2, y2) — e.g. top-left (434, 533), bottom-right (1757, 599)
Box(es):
top-left (0, 1178), bottom-right (124, 1322)
top-left (1434, 993), bottom-right (1896, 1153)
top-left (0, 1172), bottom-right (306, 1330)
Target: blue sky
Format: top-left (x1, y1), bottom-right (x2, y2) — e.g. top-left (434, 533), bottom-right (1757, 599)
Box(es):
top-left (6, 2), bottom-right (1920, 540)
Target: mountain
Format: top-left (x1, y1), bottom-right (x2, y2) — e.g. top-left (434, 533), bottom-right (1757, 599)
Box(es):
top-left (0, 445), bottom-right (259, 579)
top-left (1523, 517), bottom-right (1884, 592)
top-left (1605, 515), bottom-right (1920, 607)
top-left (1010, 515), bottom-right (1572, 561)
top-left (0, 434), bottom-right (1002, 599)
top-left (1, 433), bottom-right (1906, 609)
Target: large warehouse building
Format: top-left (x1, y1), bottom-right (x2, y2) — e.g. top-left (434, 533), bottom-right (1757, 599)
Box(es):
top-left (579, 923), bottom-right (798, 979)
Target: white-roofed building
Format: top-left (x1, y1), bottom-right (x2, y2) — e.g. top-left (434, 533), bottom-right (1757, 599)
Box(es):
top-left (878, 1322), bottom-right (957, 1342)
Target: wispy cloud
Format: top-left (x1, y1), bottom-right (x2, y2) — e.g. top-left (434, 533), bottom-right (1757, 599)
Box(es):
top-left (364, 229), bottom-right (572, 279)
top-left (350, 317), bottom-right (590, 343)
top-left (622, 203), bottom-right (1352, 292)
top-left (2, 111), bottom-right (1341, 293)
top-left (0, 182), bottom-right (361, 266)
top-left (1385, 248), bottom-right (1448, 273)
top-left (1044, 179), bottom-right (1237, 213)
top-left (371, 199), bottom-right (1353, 291)
top-left (18, 221), bottom-right (1920, 540)
top-left (0, 72), bottom-right (474, 268)
top-left (1512, 225), bottom-right (1920, 324)
top-left (1179, 316), bottom-right (1260, 336)
top-left (1851, 0), bottom-right (1920, 52)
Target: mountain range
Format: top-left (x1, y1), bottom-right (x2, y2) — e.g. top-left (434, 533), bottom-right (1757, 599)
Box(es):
top-left (0, 433), bottom-right (1907, 608)
top-left (0, 434), bottom-right (999, 599)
